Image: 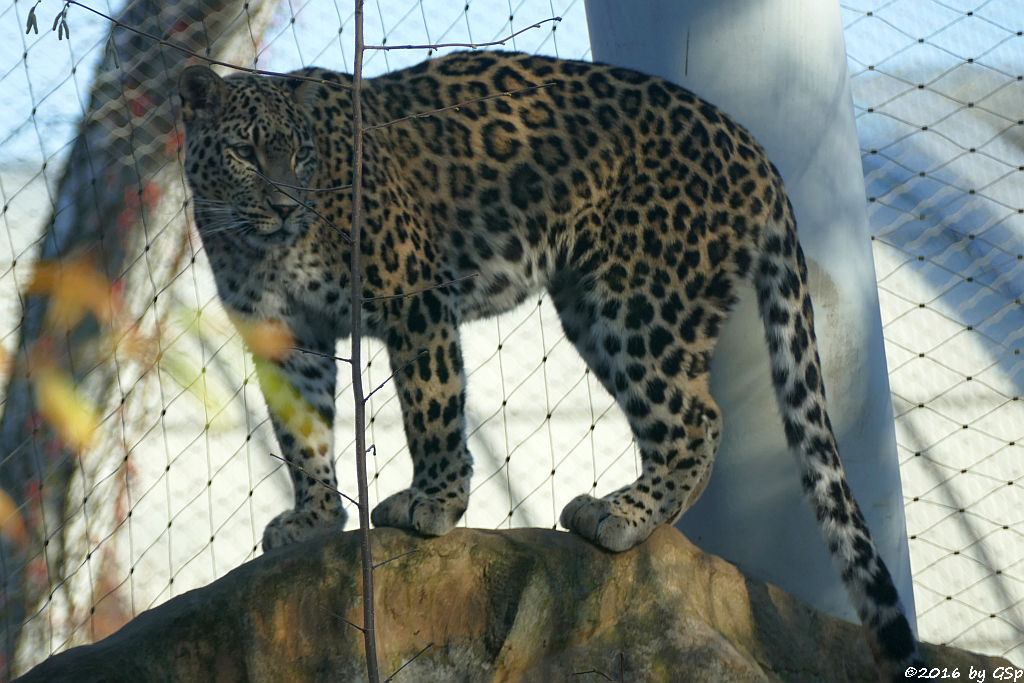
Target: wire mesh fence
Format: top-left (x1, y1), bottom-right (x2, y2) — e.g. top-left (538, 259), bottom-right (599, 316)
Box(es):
top-left (0, 0), bottom-right (614, 676)
top-left (0, 0), bottom-right (1019, 676)
top-left (843, 0), bottom-right (1024, 663)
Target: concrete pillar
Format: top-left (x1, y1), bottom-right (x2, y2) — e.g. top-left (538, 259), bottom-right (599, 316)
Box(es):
top-left (584, 0), bottom-right (915, 626)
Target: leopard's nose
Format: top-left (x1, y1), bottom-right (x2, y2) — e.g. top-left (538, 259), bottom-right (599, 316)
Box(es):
top-left (270, 201), bottom-right (299, 220)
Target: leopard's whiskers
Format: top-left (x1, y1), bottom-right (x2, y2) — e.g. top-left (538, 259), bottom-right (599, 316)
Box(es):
top-left (191, 199), bottom-right (251, 235)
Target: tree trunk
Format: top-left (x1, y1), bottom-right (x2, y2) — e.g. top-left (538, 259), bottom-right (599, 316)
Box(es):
top-left (0, 0), bottom-right (278, 677)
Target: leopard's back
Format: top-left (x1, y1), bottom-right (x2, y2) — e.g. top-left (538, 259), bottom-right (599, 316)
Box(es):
top-left (351, 52), bottom-right (780, 326)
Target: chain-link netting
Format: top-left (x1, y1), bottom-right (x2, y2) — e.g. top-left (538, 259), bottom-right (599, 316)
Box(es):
top-left (0, 0), bottom-right (1020, 675)
top-left (843, 0), bottom-right (1023, 663)
top-left (0, 0), bottom-right (612, 676)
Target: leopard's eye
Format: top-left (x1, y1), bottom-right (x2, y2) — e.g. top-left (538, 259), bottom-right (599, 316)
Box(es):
top-left (231, 145), bottom-right (258, 164)
top-left (294, 145), bottom-right (314, 163)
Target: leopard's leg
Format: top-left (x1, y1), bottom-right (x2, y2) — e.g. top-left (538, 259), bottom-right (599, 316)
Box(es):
top-left (371, 302), bottom-right (472, 536)
top-left (551, 275), bottom-right (725, 552)
top-left (256, 345), bottom-right (346, 550)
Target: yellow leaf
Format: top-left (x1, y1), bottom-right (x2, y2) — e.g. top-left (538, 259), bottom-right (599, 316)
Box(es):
top-left (36, 367), bottom-right (98, 452)
top-left (253, 357), bottom-right (316, 428)
top-left (26, 257), bottom-right (118, 331)
top-left (0, 489), bottom-right (27, 547)
top-left (158, 349), bottom-right (227, 415)
top-left (234, 317), bottom-right (295, 362)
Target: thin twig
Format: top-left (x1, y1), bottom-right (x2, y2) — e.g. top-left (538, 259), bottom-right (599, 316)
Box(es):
top-left (55, 1), bottom-right (339, 82)
top-left (57, 1), bottom-right (560, 193)
top-left (365, 17), bottom-right (560, 51)
top-left (372, 548), bottom-right (419, 570)
top-left (267, 453), bottom-right (359, 507)
top-left (57, 1), bottom-right (352, 87)
top-left (363, 83), bottom-right (557, 133)
top-left (55, 3), bottom-right (559, 94)
top-left (257, 179), bottom-right (354, 194)
top-left (42, 2), bottom-right (563, 146)
top-left (384, 642), bottom-right (434, 682)
top-left (250, 169), bottom-right (353, 243)
top-left (291, 346), bottom-right (353, 364)
top-left (570, 670), bottom-right (616, 681)
top-left (361, 273), bottom-right (479, 302)
top-left (364, 350), bottom-right (428, 402)
top-left (571, 654), bottom-right (625, 682)
top-left (320, 606), bottom-right (367, 634)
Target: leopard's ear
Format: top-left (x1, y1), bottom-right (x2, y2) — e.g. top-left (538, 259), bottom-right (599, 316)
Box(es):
top-left (291, 77), bottom-right (326, 111)
top-left (288, 69), bottom-right (349, 110)
top-left (179, 65), bottom-right (228, 122)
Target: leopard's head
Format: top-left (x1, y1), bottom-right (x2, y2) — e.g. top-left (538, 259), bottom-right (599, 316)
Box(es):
top-left (178, 66), bottom-right (321, 247)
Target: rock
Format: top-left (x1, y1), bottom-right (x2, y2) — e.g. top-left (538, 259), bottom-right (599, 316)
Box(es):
top-left (16, 526), bottom-right (1010, 682)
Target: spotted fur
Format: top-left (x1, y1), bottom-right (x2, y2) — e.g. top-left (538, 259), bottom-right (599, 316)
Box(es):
top-left (178, 51), bottom-right (921, 676)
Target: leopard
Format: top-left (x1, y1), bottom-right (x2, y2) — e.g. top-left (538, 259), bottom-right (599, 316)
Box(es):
top-left (178, 50), bottom-right (922, 676)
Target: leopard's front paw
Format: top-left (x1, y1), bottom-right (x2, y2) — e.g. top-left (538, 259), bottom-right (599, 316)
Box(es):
top-left (560, 493), bottom-right (659, 553)
top-left (262, 506), bottom-right (347, 551)
top-left (371, 488), bottom-right (466, 537)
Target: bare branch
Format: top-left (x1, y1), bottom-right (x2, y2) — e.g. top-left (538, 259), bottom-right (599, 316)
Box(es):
top-left (572, 654), bottom-right (625, 682)
top-left (60, 1), bottom-right (353, 88)
top-left (385, 642), bottom-right (434, 682)
top-left (254, 178), bottom-right (354, 194)
top-left (250, 169), bottom-right (353, 243)
top-left (361, 273), bottom-right (479, 302)
top-left (570, 670), bottom-right (617, 681)
top-left (320, 606), bottom-right (366, 634)
top-left (363, 83), bottom-right (557, 133)
top-left (349, 2), bottom-right (381, 681)
top-left (372, 548), bottom-right (419, 570)
top-left (267, 453), bottom-right (359, 507)
top-left (366, 17), bottom-right (561, 51)
top-left (364, 350), bottom-right (428, 403)
top-left (290, 346), bottom-right (353, 364)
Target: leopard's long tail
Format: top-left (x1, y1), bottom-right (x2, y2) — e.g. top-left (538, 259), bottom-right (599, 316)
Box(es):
top-left (753, 196), bottom-right (921, 677)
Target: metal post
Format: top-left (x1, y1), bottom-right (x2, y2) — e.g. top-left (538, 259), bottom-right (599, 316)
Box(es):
top-left (584, 0), bottom-right (915, 626)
